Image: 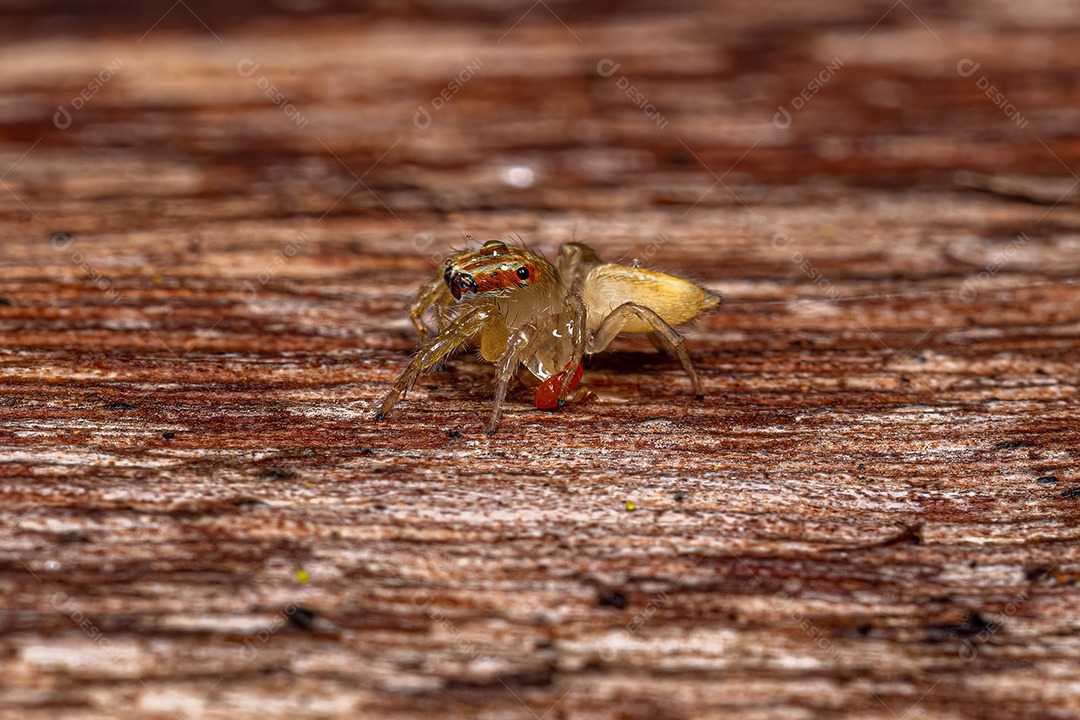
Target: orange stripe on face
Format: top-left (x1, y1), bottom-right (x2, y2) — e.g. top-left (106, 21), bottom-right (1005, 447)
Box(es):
top-left (444, 242), bottom-right (541, 300)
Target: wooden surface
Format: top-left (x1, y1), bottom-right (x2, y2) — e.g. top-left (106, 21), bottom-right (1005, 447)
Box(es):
top-left (2, 2), bottom-right (1079, 718)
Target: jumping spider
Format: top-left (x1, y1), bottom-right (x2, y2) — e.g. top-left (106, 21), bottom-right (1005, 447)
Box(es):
top-left (375, 237), bottom-right (720, 434)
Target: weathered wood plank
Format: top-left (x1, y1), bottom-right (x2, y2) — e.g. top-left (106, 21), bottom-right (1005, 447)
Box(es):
top-left (1, 3), bottom-right (1079, 719)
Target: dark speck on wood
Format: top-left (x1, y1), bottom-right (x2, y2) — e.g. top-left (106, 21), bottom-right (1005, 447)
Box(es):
top-left (597, 588), bottom-right (628, 609)
top-left (286, 605), bottom-right (318, 631)
top-left (259, 468), bottom-right (297, 481)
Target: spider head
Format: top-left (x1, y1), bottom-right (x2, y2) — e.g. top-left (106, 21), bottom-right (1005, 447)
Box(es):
top-left (444, 241), bottom-right (540, 301)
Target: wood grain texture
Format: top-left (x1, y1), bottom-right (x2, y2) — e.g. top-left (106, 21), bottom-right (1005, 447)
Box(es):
top-left (1, 2), bottom-right (1079, 718)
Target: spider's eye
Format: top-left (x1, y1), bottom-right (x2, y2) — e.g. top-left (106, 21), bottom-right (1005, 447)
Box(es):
top-left (516, 266), bottom-right (530, 281)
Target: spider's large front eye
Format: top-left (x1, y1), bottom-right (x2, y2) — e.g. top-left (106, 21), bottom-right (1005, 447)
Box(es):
top-left (516, 266), bottom-right (530, 281)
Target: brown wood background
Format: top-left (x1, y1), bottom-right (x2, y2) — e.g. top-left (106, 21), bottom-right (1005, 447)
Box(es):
top-left (1, 2), bottom-right (1079, 718)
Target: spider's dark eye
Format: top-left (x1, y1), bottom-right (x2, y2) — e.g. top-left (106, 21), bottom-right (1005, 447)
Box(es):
top-left (516, 266), bottom-right (530, 281)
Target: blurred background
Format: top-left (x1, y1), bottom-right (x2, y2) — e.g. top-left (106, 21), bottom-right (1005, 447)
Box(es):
top-left (2, 0), bottom-right (1074, 240)
top-left (4, 0), bottom-right (1076, 348)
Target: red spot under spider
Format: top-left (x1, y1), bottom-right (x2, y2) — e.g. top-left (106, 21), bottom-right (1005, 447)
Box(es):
top-left (534, 363), bottom-right (583, 409)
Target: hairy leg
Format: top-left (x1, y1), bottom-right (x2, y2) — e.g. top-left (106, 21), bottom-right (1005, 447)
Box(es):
top-left (409, 273), bottom-right (454, 341)
top-left (556, 242), bottom-right (603, 294)
top-left (377, 303), bottom-right (495, 421)
top-left (488, 323), bottom-right (541, 434)
top-left (588, 302), bottom-right (705, 399)
top-left (557, 293), bottom-right (588, 401)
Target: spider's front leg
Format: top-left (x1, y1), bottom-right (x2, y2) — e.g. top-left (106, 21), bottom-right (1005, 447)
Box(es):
top-left (487, 323), bottom-right (541, 435)
top-left (589, 302), bottom-right (706, 400)
top-left (376, 302), bottom-right (496, 421)
top-left (409, 273), bottom-right (454, 341)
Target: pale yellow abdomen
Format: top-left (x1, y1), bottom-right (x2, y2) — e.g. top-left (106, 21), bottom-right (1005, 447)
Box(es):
top-left (582, 264), bottom-right (719, 332)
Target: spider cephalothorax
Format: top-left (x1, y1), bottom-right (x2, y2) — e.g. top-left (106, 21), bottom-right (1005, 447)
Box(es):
top-left (443, 240), bottom-right (543, 300)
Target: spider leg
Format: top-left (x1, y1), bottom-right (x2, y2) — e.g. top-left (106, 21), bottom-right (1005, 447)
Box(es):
top-left (588, 301), bottom-right (706, 400)
top-left (409, 273), bottom-right (454, 341)
top-left (646, 332), bottom-right (669, 355)
top-left (557, 293), bottom-right (588, 401)
top-left (488, 323), bottom-right (541, 435)
top-left (556, 242), bottom-right (603, 294)
top-left (376, 303), bottom-right (496, 421)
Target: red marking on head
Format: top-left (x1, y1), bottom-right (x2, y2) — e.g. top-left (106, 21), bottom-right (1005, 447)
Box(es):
top-left (444, 243), bottom-right (543, 299)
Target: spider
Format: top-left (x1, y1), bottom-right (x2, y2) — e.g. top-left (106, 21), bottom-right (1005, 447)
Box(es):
top-left (375, 237), bottom-right (721, 434)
